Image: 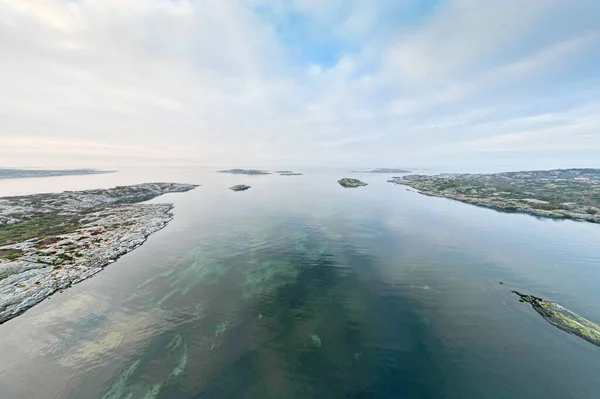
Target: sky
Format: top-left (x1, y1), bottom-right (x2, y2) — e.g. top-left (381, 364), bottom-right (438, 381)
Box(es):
top-left (1, 0), bottom-right (599, 171)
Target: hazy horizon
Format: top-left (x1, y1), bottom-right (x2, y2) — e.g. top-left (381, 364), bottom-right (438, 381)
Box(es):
top-left (1, 1), bottom-right (598, 170)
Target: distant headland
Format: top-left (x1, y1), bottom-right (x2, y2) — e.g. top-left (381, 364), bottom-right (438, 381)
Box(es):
top-left (0, 168), bottom-right (115, 179)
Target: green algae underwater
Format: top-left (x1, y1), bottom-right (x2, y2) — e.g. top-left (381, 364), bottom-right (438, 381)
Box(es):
top-left (1, 169), bottom-right (600, 399)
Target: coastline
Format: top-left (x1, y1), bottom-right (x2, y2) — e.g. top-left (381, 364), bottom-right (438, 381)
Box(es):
top-left (390, 172), bottom-right (600, 224)
top-left (402, 186), bottom-right (600, 223)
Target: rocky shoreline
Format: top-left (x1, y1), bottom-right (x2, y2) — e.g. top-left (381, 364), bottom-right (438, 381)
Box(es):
top-left (0, 183), bottom-right (197, 324)
top-left (389, 170), bottom-right (600, 223)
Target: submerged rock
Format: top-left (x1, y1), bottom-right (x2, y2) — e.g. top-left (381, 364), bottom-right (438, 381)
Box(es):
top-left (309, 334), bottom-right (322, 348)
top-left (230, 185), bottom-right (251, 191)
top-left (513, 291), bottom-right (600, 348)
top-left (338, 178), bottom-right (367, 188)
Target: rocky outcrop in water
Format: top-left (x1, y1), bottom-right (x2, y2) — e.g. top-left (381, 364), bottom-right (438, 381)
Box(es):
top-left (338, 178), bottom-right (367, 188)
top-left (513, 291), bottom-right (600, 348)
top-left (0, 183), bottom-right (197, 324)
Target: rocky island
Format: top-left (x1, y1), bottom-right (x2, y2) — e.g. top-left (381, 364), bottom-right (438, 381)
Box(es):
top-left (513, 291), bottom-right (600, 348)
top-left (218, 169), bottom-right (271, 175)
top-left (0, 182), bottom-right (197, 324)
top-left (338, 178), bottom-right (368, 188)
top-left (390, 169), bottom-right (600, 223)
top-left (230, 185), bottom-right (251, 191)
top-left (0, 168), bottom-right (114, 179)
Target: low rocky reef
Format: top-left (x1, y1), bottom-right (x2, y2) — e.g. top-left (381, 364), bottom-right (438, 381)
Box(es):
top-left (389, 169), bottom-right (600, 223)
top-left (0, 182), bottom-right (197, 324)
top-left (230, 185), bottom-right (251, 191)
top-left (338, 178), bottom-right (368, 188)
top-left (514, 291), bottom-right (600, 348)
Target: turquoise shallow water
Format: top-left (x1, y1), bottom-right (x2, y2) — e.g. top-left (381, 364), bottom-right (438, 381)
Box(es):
top-left (1, 168), bottom-right (600, 398)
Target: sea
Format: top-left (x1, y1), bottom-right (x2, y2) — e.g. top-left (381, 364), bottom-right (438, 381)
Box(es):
top-left (0, 167), bottom-right (599, 399)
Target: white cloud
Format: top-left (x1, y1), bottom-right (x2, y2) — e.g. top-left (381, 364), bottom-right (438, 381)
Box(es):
top-left (0, 0), bottom-right (599, 169)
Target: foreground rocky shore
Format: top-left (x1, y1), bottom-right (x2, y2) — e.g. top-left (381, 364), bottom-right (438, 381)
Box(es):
top-left (0, 183), bottom-right (197, 323)
top-left (390, 169), bottom-right (600, 223)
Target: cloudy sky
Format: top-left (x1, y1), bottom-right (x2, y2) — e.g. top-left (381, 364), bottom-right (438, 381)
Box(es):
top-left (1, 0), bottom-right (599, 170)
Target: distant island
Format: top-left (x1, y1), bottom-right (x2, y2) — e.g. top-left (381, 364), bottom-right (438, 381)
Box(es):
top-left (218, 169), bottom-right (303, 176)
top-left (276, 171), bottom-right (303, 176)
top-left (218, 169), bottom-right (271, 175)
top-left (0, 182), bottom-right (198, 324)
top-left (338, 178), bottom-right (368, 188)
top-left (353, 168), bottom-right (412, 174)
top-left (0, 168), bottom-right (114, 179)
top-left (389, 168), bottom-right (600, 223)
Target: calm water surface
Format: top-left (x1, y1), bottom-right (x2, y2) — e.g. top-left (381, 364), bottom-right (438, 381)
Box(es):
top-left (1, 168), bottom-right (600, 398)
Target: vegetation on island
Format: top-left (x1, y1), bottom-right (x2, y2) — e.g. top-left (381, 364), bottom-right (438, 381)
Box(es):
top-left (0, 215), bottom-right (81, 246)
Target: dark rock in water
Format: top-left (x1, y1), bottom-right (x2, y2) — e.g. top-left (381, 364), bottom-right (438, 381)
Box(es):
top-left (513, 291), bottom-right (600, 348)
top-left (219, 169), bottom-right (270, 175)
top-left (338, 178), bottom-right (367, 188)
top-left (230, 185), bottom-right (251, 191)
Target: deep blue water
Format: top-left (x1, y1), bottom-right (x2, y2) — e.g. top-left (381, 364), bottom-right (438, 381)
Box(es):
top-left (0, 168), bottom-right (599, 398)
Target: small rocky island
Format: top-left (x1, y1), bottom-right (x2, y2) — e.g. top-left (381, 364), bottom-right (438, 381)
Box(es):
top-left (0, 182), bottom-right (197, 323)
top-left (218, 169), bottom-right (271, 175)
top-left (230, 185), bottom-right (251, 191)
top-left (0, 168), bottom-right (114, 179)
top-left (514, 291), bottom-right (600, 348)
top-left (390, 169), bottom-right (600, 223)
top-left (338, 178), bottom-right (368, 188)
